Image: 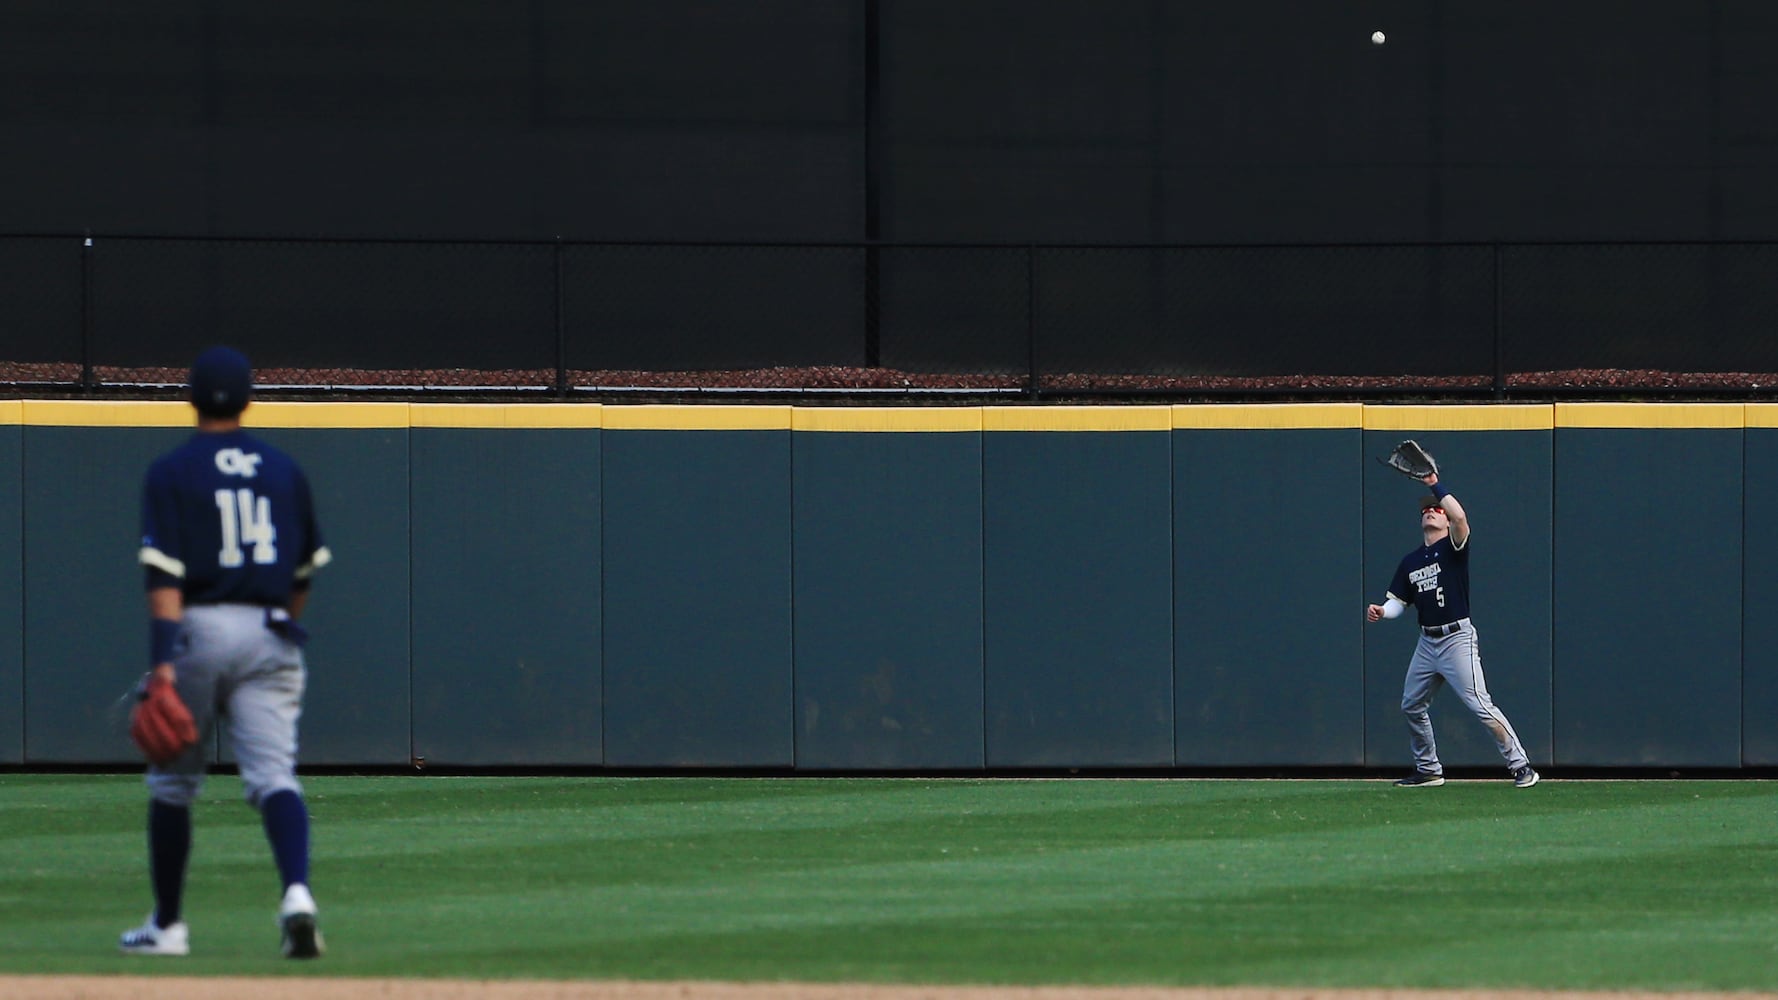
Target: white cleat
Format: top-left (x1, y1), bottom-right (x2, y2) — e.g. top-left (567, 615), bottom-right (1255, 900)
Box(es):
top-left (278, 883), bottom-right (324, 959)
top-left (119, 915), bottom-right (190, 956)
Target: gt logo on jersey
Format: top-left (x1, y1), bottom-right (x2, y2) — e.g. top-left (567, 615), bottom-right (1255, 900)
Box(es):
top-left (215, 448), bottom-right (263, 478)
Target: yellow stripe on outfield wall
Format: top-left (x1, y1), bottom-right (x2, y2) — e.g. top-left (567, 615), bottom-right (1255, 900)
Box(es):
top-left (1747, 404), bottom-right (1778, 428)
top-left (21, 401), bottom-right (194, 427)
top-left (604, 405), bottom-right (792, 430)
top-left (1172, 403), bottom-right (1363, 429)
top-left (410, 403), bottom-right (604, 429)
top-left (794, 407), bottom-right (982, 432)
top-left (20, 400), bottom-right (416, 428)
top-left (984, 406), bottom-right (1169, 431)
top-left (9, 400), bottom-right (1774, 430)
top-left (1363, 404), bottom-right (1554, 431)
top-left (245, 402), bottom-right (412, 428)
top-left (1555, 403), bottom-right (1744, 429)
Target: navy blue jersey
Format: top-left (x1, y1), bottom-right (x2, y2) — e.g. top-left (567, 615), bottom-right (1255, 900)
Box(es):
top-left (140, 429), bottom-right (330, 607)
top-left (1386, 534), bottom-right (1470, 627)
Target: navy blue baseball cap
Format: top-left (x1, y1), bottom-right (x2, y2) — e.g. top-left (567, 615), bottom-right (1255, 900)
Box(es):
top-left (189, 346), bottom-right (253, 417)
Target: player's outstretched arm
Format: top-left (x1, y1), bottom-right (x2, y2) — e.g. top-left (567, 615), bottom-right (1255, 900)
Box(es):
top-left (1424, 473), bottom-right (1469, 546)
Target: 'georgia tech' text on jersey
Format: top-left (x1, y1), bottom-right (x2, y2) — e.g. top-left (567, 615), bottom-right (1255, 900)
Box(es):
top-left (1385, 534), bottom-right (1470, 628)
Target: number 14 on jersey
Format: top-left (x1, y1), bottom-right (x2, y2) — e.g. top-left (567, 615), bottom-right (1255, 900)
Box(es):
top-left (216, 488), bottom-right (278, 567)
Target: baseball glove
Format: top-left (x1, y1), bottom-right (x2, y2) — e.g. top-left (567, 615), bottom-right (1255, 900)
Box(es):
top-left (130, 673), bottom-right (197, 766)
top-left (1380, 439), bottom-right (1439, 480)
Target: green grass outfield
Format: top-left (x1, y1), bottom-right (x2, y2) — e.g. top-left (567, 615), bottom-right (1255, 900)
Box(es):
top-left (1, 774), bottom-right (1775, 989)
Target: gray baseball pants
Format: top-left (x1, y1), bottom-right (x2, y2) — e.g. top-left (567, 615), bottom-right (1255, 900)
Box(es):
top-left (1401, 620), bottom-right (1530, 774)
top-left (145, 604), bottom-right (306, 809)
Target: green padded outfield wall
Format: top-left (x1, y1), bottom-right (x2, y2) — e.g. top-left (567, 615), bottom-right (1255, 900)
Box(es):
top-left (1553, 405), bottom-right (1743, 767)
top-left (251, 419), bottom-right (413, 766)
top-left (601, 408), bottom-right (794, 767)
top-left (409, 408), bottom-right (603, 766)
top-left (5, 400), bottom-right (1775, 770)
top-left (1362, 407), bottom-right (1555, 770)
top-left (1174, 405), bottom-right (1365, 766)
top-left (21, 413), bottom-right (186, 762)
top-left (982, 407), bottom-right (1175, 767)
top-left (1, 408), bottom-right (21, 762)
top-left (13, 403), bottom-right (413, 765)
top-left (791, 409), bottom-right (986, 770)
top-left (1745, 411), bottom-right (1778, 764)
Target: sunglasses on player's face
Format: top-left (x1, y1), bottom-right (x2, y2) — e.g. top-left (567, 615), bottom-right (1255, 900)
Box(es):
top-left (1421, 506), bottom-right (1444, 515)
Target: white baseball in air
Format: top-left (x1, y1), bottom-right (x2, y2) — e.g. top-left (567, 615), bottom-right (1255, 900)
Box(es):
top-left (1371, 30), bottom-right (1386, 45)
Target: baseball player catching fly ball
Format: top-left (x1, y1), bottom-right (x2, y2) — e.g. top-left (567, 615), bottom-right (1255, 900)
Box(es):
top-left (1367, 441), bottom-right (1538, 789)
top-left (120, 346), bottom-right (332, 958)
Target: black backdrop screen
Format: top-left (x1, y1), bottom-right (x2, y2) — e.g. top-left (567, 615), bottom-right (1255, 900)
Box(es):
top-left (5, 1), bottom-right (1778, 383)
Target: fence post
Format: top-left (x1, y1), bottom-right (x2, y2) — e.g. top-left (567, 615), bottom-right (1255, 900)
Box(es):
top-left (80, 233), bottom-right (95, 392)
top-left (553, 236), bottom-right (567, 397)
top-left (865, 244), bottom-right (880, 370)
top-left (1492, 242), bottom-right (1505, 400)
top-left (1026, 244), bottom-right (1039, 399)
top-left (864, 0), bottom-right (882, 370)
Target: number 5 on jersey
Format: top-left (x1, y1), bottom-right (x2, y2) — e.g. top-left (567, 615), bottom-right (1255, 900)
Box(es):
top-left (216, 488), bottom-right (278, 566)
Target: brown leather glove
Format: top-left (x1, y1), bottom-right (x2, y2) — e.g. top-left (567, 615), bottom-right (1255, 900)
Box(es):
top-left (130, 673), bottom-right (198, 766)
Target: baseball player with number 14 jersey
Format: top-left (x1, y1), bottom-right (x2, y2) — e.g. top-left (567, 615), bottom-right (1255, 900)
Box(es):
top-left (119, 346), bottom-right (332, 959)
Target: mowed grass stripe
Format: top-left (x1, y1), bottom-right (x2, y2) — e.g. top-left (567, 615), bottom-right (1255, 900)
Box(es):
top-left (321, 791), bottom-right (1776, 985)
top-left (330, 782), bottom-right (1775, 988)
top-left (0, 775), bottom-right (1773, 989)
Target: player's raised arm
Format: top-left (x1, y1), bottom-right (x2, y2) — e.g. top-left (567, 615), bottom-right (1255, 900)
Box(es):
top-left (1424, 473), bottom-right (1468, 547)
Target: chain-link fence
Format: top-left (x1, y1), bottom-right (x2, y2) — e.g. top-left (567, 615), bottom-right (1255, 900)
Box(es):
top-left (5, 235), bottom-right (1778, 397)
top-left (1500, 243), bottom-right (1778, 377)
top-left (1032, 244), bottom-right (1498, 386)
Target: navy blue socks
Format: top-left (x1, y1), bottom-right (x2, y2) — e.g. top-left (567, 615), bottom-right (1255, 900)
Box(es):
top-left (148, 791), bottom-right (309, 929)
top-left (259, 789), bottom-right (311, 890)
top-left (148, 800), bottom-right (191, 928)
